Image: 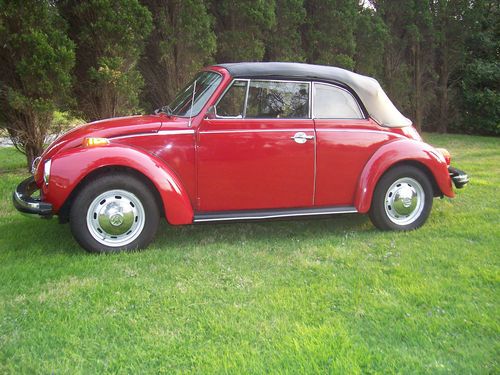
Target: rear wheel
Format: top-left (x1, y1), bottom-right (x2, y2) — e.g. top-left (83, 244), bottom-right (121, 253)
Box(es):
top-left (70, 173), bottom-right (160, 253)
top-left (369, 165), bottom-right (433, 231)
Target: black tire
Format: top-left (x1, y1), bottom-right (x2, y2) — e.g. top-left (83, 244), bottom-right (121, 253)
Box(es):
top-left (369, 165), bottom-right (433, 231)
top-left (69, 173), bottom-right (160, 253)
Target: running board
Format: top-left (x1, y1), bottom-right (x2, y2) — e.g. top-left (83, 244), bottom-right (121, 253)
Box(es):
top-left (193, 206), bottom-right (358, 223)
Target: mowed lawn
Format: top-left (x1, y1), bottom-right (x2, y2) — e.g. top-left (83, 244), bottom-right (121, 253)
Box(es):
top-left (0, 133), bottom-right (498, 374)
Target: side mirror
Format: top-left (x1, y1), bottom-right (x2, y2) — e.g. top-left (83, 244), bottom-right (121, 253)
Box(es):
top-left (205, 105), bottom-right (216, 119)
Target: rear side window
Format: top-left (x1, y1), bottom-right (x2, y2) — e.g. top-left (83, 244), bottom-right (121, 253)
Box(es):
top-left (313, 83), bottom-right (363, 119)
top-left (246, 81), bottom-right (309, 119)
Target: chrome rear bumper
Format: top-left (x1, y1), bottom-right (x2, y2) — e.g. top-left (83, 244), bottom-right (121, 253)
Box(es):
top-left (12, 176), bottom-right (53, 218)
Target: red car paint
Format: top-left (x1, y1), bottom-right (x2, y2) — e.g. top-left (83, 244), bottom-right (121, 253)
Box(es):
top-left (33, 64), bottom-right (455, 225)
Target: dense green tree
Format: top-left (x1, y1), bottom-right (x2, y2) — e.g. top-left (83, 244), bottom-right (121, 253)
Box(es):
top-left (210, 0), bottom-right (276, 62)
top-left (354, 5), bottom-right (388, 79)
top-left (457, 0), bottom-right (499, 135)
top-left (0, 0), bottom-right (75, 168)
top-left (140, 0), bottom-right (216, 109)
top-left (408, 0), bottom-right (436, 132)
top-left (374, 0), bottom-right (436, 131)
top-left (303, 0), bottom-right (358, 69)
top-left (372, 1), bottom-right (413, 122)
top-left (429, 0), bottom-right (469, 133)
top-left (58, 0), bottom-right (153, 121)
top-left (265, 0), bottom-right (306, 62)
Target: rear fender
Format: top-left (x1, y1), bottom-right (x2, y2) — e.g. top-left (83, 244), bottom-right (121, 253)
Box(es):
top-left (44, 145), bottom-right (193, 225)
top-left (354, 139), bottom-right (454, 213)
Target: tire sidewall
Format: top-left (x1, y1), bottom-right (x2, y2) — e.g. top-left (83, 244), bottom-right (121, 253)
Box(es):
top-left (369, 166), bottom-right (433, 231)
top-left (70, 173), bottom-right (160, 253)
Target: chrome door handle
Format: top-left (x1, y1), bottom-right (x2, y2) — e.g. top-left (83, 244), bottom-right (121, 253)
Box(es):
top-left (291, 132), bottom-right (314, 144)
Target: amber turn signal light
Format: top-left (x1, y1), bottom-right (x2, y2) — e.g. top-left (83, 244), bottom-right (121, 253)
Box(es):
top-left (436, 147), bottom-right (451, 165)
top-left (83, 137), bottom-right (110, 147)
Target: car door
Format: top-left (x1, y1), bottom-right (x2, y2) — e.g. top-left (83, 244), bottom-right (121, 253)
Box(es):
top-left (197, 79), bottom-right (315, 212)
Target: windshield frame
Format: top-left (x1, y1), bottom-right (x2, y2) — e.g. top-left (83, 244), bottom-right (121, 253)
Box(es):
top-left (167, 70), bottom-right (223, 118)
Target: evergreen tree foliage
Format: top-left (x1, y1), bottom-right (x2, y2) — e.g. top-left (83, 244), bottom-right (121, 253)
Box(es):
top-left (375, 0), bottom-right (436, 132)
top-left (2, 0), bottom-right (499, 171)
top-left (265, 0), bottom-right (306, 62)
top-left (457, 0), bottom-right (499, 135)
top-left (210, 0), bottom-right (276, 62)
top-left (429, 0), bottom-right (469, 133)
top-left (58, 0), bottom-right (153, 121)
top-left (354, 5), bottom-right (388, 79)
top-left (0, 0), bottom-right (75, 168)
top-left (140, 0), bottom-right (216, 109)
top-left (303, 0), bottom-right (358, 69)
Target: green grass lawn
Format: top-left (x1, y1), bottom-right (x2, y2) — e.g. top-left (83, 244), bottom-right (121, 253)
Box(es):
top-left (0, 133), bottom-right (498, 374)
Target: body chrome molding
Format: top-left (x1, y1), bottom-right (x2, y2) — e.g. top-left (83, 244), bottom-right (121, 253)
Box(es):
top-left (193, 206), bottom-right (358, 222)
top-left (315, 128), bottom-right (404, 138)
top-left (199, 128), bottom-right (314, 135)
top-left (110, 129), bottom-right (195, 140)
top-left (157, 129), bottom-right (195, 135)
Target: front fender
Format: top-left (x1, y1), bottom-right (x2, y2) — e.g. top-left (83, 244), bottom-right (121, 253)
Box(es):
top-left (354, 139), bottom-right (454, 213)
top-left (44, 145), bottom-right (193, 225)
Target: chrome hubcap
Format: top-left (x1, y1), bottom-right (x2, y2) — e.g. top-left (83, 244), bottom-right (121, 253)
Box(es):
top-left (86, 189), bottom-right (145, 247)
top-left (384, 177), bottom-right (424, 225)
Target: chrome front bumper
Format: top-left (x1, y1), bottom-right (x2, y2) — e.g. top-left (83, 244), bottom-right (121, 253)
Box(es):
top-left (12, 176), bottom-right (53, 218)
top-left (449, 166), bottom-right (469, 189)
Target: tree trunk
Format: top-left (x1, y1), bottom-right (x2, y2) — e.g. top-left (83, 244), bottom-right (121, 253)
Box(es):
top-left (437, 70), bottom-right (449, 133)
top-left (24, 142), bottom-right (44, 173)
top-left (436, 38), bottom-right (449, 133)
top-left (413, 42), bottom-right (423, 133)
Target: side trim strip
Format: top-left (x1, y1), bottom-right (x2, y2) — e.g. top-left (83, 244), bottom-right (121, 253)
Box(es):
top-left (193, 206), bottom-right (357, 222)
top-left (316, 128), bottom-right (404, 137)
top-left (199, 128), bottom-right (313, 135)
top-left (157, 129), bottom-right (195, 135)
top-left (111, 129), bottom-right (195, 140)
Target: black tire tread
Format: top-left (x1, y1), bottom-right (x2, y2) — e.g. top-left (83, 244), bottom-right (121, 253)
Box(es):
top-left (369, 165), bottom-right (433, 231)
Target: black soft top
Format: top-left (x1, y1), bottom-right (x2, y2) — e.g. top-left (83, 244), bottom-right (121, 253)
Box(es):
top-left (217, 62), bottom-right (350, 83)
top-left (215, 62), bottom-right (413, 128)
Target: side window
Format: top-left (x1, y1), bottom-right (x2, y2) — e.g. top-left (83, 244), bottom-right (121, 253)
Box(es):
top-left (216, 80), bottom-right (247, 118)
top-left (313, 83), bottom-right (363, 119)
top-left (246, 80), bottom-right (309, 119)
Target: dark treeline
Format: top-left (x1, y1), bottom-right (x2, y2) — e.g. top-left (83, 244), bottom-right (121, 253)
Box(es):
top-left (0, 0), bottom-right (498, 167)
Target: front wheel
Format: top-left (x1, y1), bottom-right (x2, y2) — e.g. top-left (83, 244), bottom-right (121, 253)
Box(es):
top-left (369, 165), bottom-right (433, 231)
top-left (70, 173), bottom-right (160, 253)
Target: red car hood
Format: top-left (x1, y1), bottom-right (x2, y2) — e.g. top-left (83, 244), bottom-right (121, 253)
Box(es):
top-left (42, 115), bottom-right (163, 160)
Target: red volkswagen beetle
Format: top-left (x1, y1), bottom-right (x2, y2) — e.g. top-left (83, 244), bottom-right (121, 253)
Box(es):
top-left (13, 63), bottom-right (468, 253)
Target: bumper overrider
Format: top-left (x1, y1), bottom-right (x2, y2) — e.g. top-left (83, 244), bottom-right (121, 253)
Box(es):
top-left (448, 166), bottom-right (469, 189)
top-left (12, 176), bottom-right (53, 218)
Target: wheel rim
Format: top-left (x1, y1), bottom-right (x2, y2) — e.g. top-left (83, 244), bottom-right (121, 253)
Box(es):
top-left (86, 189), bottom-right (145, 247)
top-left (384, 177), bottom-right (425, 226)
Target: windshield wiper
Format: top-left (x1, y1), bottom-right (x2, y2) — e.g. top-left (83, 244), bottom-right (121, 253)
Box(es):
top-left (154, 105), bottom-right (173, 116)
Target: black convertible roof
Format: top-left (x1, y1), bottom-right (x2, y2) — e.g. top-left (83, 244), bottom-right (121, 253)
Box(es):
top-left (217, 62), bottom-right (350, 82)
top-left (215, 62), bottom-right (413, 128)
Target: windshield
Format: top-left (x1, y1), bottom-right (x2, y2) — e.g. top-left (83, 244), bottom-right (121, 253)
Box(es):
top-left (168, 71), bottom-right (222, 117)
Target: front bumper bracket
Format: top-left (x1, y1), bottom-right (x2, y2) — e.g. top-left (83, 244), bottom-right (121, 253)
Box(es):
top-left (448, 166), bottom-right (469, 189)
top-left (12, 176), bottom-right (53, 218)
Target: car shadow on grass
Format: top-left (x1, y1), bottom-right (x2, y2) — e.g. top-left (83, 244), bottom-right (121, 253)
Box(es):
top-left (154, 213), bottom-right (373, 249)
top-left (0, 213), bottom-right (373, 255)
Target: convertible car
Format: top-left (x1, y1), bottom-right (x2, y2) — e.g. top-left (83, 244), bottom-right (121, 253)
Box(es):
top-left (13, 62), bottom-right (469, 253)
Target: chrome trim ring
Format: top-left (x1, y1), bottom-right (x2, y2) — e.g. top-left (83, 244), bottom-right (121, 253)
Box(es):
top-left (86, 189), bottom-right (145, 247)
top-left (384, 177), bottom-right (425, 226)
